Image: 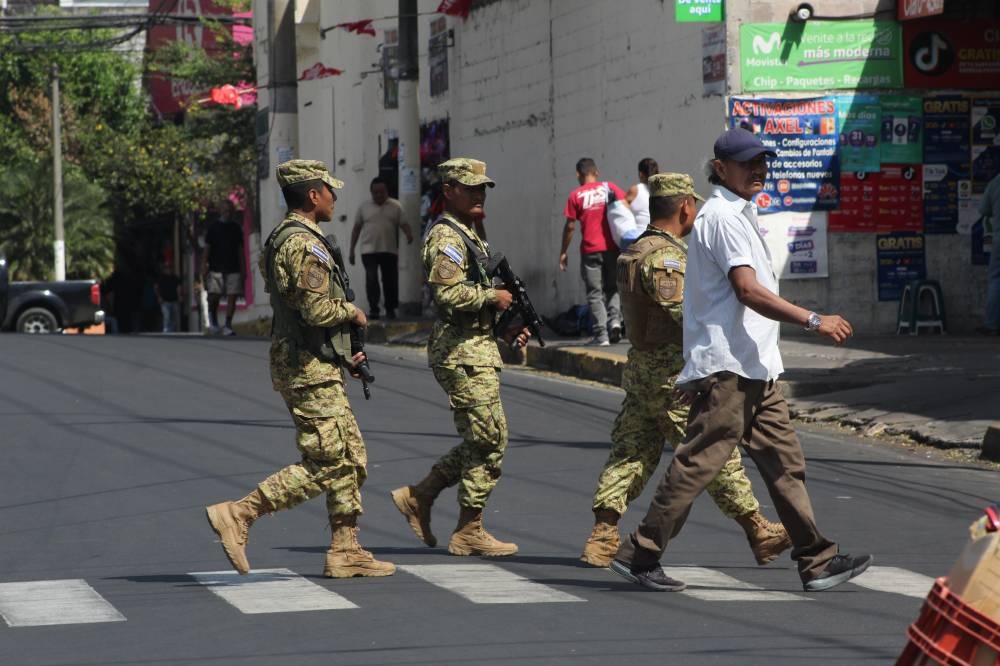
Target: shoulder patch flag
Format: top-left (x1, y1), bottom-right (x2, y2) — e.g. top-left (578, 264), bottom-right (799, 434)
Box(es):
top-left (310, 243), bottom-right (330, 263)
top-left (442, 244), bottom-right (464, 265)
top-left (663, 259), bottom-right (682, 270)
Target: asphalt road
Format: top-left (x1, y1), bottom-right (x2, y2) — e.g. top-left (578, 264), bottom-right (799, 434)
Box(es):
top-left (0, 335), bottom-right (994, 666)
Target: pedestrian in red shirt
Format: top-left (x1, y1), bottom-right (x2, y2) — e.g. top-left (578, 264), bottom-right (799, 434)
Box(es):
top-left (558, 158), bottom-right (626, 345)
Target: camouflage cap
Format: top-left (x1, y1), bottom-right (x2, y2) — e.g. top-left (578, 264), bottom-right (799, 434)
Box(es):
top-left (276, 159), bottom-right (344, 190)
top-left (438, 158), bottom-right (496, 188)
top-left (648, 172), bottom-right (705, 202)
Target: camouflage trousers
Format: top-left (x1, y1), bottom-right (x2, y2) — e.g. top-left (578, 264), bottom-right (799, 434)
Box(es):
top-left (591, 354), bottom-right (759, 519)
top-left (431, 364), bottom-right (508, 509)
top-left (257, 381), bottom-right (368, 518)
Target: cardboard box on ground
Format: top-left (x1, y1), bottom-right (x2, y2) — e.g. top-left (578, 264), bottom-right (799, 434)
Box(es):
top-left (947, 516), bottom-right (1000, 624)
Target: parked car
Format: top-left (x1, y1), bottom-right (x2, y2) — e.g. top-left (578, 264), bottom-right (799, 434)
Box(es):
top-left (0, 256), bottom-right (105, 334)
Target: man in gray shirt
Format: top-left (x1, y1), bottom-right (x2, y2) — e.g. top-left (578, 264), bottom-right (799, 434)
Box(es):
top-left (610, 128), bottom-right (872, 594)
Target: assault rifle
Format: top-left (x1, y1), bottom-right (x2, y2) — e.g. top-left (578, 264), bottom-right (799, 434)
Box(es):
top-left (327, 235), bottom-right (374, 399)
top-left (487, 252), bottom-right (545, 350)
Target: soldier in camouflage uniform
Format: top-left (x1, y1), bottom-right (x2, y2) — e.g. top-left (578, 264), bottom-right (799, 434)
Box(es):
top-left (391, 158), bottom-right (529, 557)
top-left (580, 173), bottom-right (790, 567)
top-left (205, 160), bottom-right (394, 579)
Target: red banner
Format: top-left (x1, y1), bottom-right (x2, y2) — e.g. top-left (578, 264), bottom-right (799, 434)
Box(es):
top-left (903, 22), bottom-right (1000, 90)
top-left (877, 164), bottom-right (923, 232)
top-left (298, 63), bottom-right (343, 81)
top-left (437, 0), bottom-right (472, 19)
top-left (829, 171), bottom-right (877, 232)
top-left (338, 19), bottom-right (376, 36)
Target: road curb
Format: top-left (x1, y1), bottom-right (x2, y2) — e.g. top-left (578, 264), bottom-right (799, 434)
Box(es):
top-left (981, 425), bottom-right (1000, 462)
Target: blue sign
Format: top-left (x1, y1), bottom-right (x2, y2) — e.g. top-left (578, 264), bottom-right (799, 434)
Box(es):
top-left (876, 232), bottom-right (926, 301)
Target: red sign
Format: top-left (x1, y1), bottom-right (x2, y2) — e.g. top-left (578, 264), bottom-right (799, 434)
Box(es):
top-left (897, 0), bottom-right (944, 20)
top-left (877, 164), bottom-right (923, 232)
top-left (146, 0), bottom-right (248, 116)
top-left (903, 22), bottom-right (1000, 90)
top-left (829, 171), bottom-right (878, 232)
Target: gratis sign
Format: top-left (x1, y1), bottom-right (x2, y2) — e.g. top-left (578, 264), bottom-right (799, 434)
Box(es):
top-left (740, 21), bottom-right (903, 92)
top-left (676, 0), bottom-right (723, 22)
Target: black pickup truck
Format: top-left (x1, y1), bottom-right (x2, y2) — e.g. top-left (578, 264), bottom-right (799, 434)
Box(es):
top-left (0, 256), bottom-right (105, 334)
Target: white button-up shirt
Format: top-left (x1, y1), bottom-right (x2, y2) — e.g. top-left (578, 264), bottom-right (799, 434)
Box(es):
top-left (677, 185), bottom-right (785, 385)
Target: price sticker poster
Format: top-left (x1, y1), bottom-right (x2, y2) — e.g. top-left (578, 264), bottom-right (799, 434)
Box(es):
top-left (923, 95), bottom-right (971, 234)
top-left (729, 97), bottom-right (840, 215)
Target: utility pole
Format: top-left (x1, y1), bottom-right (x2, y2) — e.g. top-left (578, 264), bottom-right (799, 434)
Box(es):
top-left (51, 64), bottom-right (65, 282)
top-left (396, 0), bottom-right (421, 309)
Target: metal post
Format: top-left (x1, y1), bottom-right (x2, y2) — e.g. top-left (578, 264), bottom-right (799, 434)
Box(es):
top-left (396, 0), bottom-right (422, 309)
top-left (51, 64), bottom-right (65, 281)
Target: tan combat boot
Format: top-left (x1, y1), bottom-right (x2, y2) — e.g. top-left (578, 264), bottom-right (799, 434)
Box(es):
top-left (447, 506), bottom-right (518, 556)
top-left (390, 468), bottom-right (448, 547)
top-left (735, 510), bottom-right (792, 565)
top-left (205, 489), bottom-right (271, 575)
top-left (580, 509), bottom-right (621, 567)
top-left (324, 514), bottom-right (396, 578)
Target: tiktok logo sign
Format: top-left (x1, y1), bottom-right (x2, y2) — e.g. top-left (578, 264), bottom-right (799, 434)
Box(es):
top-left (909, 31), bottom-right (953, 76)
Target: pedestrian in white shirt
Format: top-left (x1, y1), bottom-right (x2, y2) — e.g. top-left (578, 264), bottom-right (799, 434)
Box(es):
top-left (611, 127), bottom-right (872, 594)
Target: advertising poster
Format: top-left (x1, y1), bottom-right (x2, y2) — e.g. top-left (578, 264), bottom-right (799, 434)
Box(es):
top-left (877, 164), bottom-right (923, 232)
top-left (429, 17), bottom-right (449, 97)
top-left (702, 24), bottom-right (727, 96)
top-left (829, 171), bottom-right (877, 232)
top-left (876, 232), bottom-right (926, 301)
top-left (729, 97), bottom-right (840, 214)
top-left (923, 96), bottom-right (971, 234)
top-left (880, 96), bottom-right (923, 164)
top-left (676, 0), bottom-right (723, 22)
top-left (740, 21), bottom-right (903, 92)
top-left (972, 99), bottom-right (1000, 195)
top-left (758, 212), bottom-right (829, 279)
top-left (903, 22), bottom-right (1000, 90)
top-left (836, 95), bottom-right (881, 172)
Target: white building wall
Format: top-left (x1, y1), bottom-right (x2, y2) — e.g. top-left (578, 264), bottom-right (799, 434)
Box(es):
top-left (282, 0), bottom-right (988, 333)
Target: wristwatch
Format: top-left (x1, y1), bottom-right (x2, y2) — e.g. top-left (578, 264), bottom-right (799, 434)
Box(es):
top-left (804, 312), bottom-right (821, 332)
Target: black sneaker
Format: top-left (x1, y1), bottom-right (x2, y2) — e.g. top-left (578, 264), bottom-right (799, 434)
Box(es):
top-left (609, 324), bottom-right (622, 344)
top-left (609, 559), bottom-right (686, 592)
top-left (802, 553), bottom-right (874, 592)
top-left (368, 311), bottom-right (381, 320)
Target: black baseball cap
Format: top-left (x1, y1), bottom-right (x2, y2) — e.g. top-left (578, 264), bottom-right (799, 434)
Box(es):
top-left (714, 128), bottom-right (777, 162)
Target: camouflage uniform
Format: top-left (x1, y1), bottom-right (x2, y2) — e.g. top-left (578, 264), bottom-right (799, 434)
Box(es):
top-left (591, 226), bottom-right (758, 519)
top-left (423, 196), bottom-right (505, 509)
top-left (256, 206), bottom-right (368, 518)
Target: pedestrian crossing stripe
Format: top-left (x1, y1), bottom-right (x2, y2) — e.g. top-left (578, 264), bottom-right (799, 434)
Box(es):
top-left (663, 566), bottom-right (807, 602)
top-left (187, 569), bottom-right (358, 614)
top-left (399, 564), bottom-right (585, 604)
top-left (0, 579), bottom-right (126, 627)
top-left (847, 566), bottom-right (935, 599)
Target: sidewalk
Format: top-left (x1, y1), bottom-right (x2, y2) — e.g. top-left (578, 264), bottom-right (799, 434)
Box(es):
top-left (368, 318), bottom-right (1000, 454)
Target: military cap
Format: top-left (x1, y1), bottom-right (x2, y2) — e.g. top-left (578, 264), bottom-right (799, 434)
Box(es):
top-left (438, 158), bottom-right (496, 188)
top-left (648, 172), bottom-right (705, 202)
top-left (276, 159), bottom-right (344, 190)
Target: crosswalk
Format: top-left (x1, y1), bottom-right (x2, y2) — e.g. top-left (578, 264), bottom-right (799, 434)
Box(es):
top-left (0, 564), bottom-right (933, 628)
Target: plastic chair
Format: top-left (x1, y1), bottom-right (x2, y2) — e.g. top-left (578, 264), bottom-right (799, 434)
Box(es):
top-left (896, 279), bottom-right (946, 335)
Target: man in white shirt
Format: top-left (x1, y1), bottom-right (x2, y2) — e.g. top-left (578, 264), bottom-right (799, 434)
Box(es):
top-left (349, 177), bottom-right (414, 319)
top-left (611, 128), bottom-right (872, 593)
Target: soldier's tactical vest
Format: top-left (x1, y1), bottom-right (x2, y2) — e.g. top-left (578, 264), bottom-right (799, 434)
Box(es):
top-left (617, 232), bottom-right (685, 351)
top-left (264, 221), bottom-right (352, 366)
top-left (431, 215), bottom-right (495, 332)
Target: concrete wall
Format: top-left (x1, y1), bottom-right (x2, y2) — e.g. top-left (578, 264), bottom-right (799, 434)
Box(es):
top-left (262, 0), bottom-right (989, 334)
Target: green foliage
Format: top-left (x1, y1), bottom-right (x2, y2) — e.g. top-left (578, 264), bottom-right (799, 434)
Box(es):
top-left (0, 160), bottom-right (114, 281)
top-left (0, 8), bottom-right (256, 277)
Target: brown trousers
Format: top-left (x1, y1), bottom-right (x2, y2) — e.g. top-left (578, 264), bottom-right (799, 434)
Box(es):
top-left (615, 371), bottom-right (838, 582)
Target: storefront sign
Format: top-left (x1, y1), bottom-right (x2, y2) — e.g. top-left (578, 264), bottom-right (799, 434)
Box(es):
top-left (758, 212), bottom-right (829, 279)
top-left (836, 95), bottom-right (881, 173)
top-left (740, 21), bottom-right (903, 91)
top-left (898, 0), bottom-right (944, 21)
top-left (876, 232), bottom-right (926, 301)
top-left (923, 96), bottom-right (971, 234)
top-left (972, 99), bottom-right (1000, 196)
top-left (729, 97), bottom-right (839, 214)
top-left (829, 171), bottom-right (877, 232)
top-left (676, 0), bottom-right (723, 23)
top-left (903, 22), bottom-right (1000, 90)
top-left (880, 96), bottom-right (923, 164)
top-left (702, 25), bottom-right (727, 96)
